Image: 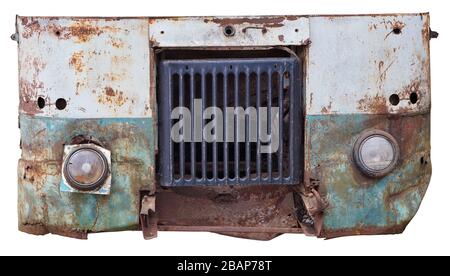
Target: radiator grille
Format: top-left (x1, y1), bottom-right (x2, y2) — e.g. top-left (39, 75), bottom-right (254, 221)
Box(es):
top-left (158, 58), bottom-right (301, 186)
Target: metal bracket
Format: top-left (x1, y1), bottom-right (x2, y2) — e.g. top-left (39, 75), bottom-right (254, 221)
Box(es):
top-left (140, 195), bottom-right (157, 240)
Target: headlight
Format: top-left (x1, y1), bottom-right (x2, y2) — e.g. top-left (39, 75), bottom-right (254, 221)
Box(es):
top-left (63, 146), bottom-right (109, 191)
top-left (353, 130), bottom-right (399, 178)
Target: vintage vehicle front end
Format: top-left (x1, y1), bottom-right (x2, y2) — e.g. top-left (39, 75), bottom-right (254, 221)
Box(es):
top-left (13, 13), bottom-right (434, 239)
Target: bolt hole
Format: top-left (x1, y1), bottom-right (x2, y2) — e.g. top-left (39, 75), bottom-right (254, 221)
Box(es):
top-left (55, 30), bottom-right (61, 36)
top-left (56, 98), bottom-right (67, 110)
top-left (37, 97), bottom-right (45, 109)
top-left (393, 28), bottom-right (402, 35)
top-left (229, 65), bottom-right (233, 70)
top-left (223, 25), bottom-right (235, 37)
top-left (420, 156), bottom-right (428, 165)
top-left (389, 94), bottom-right (400, 106)
top-left (185, 66), bottom-right (189, 70)
top-left (160, 30), bottom-right (164, 34)
top-left (295, 29), bottom-right (299, 32)
top-left (410, 92), bottom-right (418, 104)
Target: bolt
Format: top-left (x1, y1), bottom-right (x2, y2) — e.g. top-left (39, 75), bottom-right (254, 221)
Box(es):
top-left (430, 28), bottom-right (439, 39)
top-left (10, 33), bottom-right (18, 42)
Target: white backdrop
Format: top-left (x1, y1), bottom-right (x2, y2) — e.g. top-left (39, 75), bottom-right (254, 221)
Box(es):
top-left (0, 0), bottom-right (447, 256)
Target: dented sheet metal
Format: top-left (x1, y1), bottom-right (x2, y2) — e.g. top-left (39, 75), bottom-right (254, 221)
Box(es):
top-left (304, 114), bottom-right (431, 237)
top-left (149, 16), bottom-right (310, 47)
top-left (18, 115), bottom-right (154, 236)
top-left (17, 17), bottom-right (151, 118)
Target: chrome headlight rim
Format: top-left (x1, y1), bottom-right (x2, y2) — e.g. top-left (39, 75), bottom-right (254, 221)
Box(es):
top-left (353, 129), bottom-right (400, 178)
top-left (63, 145), bottom-right (110, 191)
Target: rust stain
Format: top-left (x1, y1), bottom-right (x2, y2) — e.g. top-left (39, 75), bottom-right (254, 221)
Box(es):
top-left (69, 51), bottom-right (85, 73)
top-left (97, 87), bottom-right (129, 107)
top-left (105, 87), bottom-right (116, 97)
top-left (22, 19), bottom-right (123, 43)
top-left (110, 37), bottom-right (125, 48)
top-left (397, 79), bottom-right (421, 101)
top-left (157, 185), bottom-right (299, 240)
top-left (19, 78), bottom-right (44, 115)
top-left (205, 17), bottom-right (287, 28)
top-left (357, 94), bottom-right (388, 113)
top-left (421, 15), bottom-right (430, 47)
top-left (21, 19), bottom-right (41, 39)
top-left (384, 20), bottom-right (406, 40)
top-left (68, 21), bottom-right (103, 43)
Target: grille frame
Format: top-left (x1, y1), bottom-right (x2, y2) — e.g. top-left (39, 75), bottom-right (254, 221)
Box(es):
top-left (158, 57), bottom-right (302, 186)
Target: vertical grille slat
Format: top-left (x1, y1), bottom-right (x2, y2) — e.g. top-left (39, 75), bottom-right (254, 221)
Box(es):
top-left (178, 70), bottom-right (185, 181)
top-left (267, 68), bottom-right (272, 182)
top-left (201, 69), bottom-right (207, 181)
top-left (245, 68), bottom-right (250, 180)
top-left (159, 58), bottom-right (301, 186)
top-left (212, 69), bottom-right (218, 182)
top-left (190, 70), bottom-right (195, 183)
top-left (278, 71), bottom-right (283, 182)
top-left (234, 67), bottom-right (239, 182)
top-left (256, 68), bottom-right (261, 182)
top-left (223, 68), bottom-right (228, 181)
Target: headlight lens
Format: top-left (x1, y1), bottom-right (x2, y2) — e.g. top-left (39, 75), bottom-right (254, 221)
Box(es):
top-left (63, 147), bottom-right (109, 191)
top-left (353, 130), bottom-right (399, 177)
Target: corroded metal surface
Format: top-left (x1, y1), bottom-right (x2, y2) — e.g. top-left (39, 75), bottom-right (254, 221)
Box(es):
top-left (304, 114), bottom-right (431, 238)
top-left (156, 185), bottom-right (300, 240)
top-left (306, 14), bottom-right (430, 115)
top-left (15, 13), bottom-right (433, 239)
top-left (17, 17), bottom-right (151, 118)
top-left (18, 115), bottom-right (154, 235)
top-left (149, 16), bottom-right (310, 47)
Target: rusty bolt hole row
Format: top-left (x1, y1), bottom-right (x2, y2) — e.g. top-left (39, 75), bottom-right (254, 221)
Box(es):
top-left (389, 92), bottom-right (418, 106)
top-left (222, 25), bottom-right (299, 37)
top-left (37, 96), bottom-right (67, 110)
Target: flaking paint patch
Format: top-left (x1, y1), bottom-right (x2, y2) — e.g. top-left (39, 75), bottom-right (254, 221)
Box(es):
top-left (69, 51), bottom-right (85, 73)
top-left (18, 115), bottom-right (155, 236)
top-left (98, 87), bottom-right (129, 107)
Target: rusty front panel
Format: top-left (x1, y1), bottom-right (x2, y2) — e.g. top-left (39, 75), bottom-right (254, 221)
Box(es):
top-left (304, 114), bottom-right (431, 237)
top-left (18, 115), bottom-right (154, 235)
top-left (16, 16), bottom-right (155, 237)
top-left (156, 185), bottom-right (300, 240)
top-left (302, 14), bottom-right (432, 237)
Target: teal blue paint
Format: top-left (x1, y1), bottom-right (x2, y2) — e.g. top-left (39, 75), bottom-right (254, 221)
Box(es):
top-left (306, 114), bottom-right (431, 233)
top-left (18, 114), bottom-right (154, 232)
